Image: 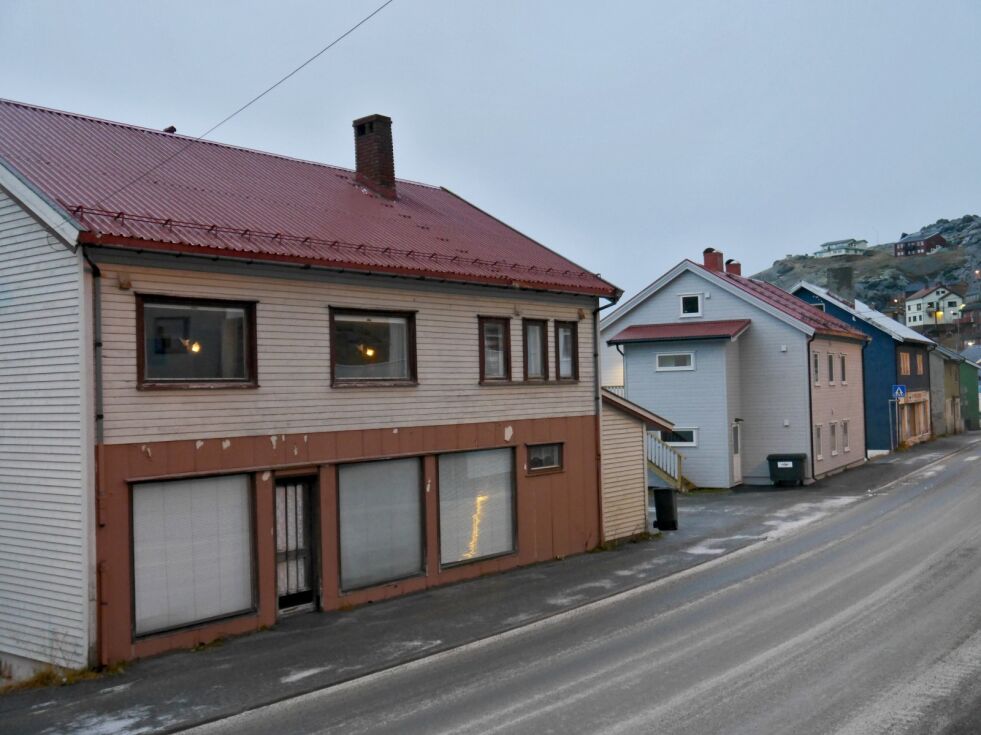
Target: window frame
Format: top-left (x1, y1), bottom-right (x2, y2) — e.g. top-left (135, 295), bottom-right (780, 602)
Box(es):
top-left (129, 473), bottom-right (258, 640)
top-left (843, 419), bottom-right (850, 452)
top-left (658, 427), bottom-right (698, 447)
top-left (840, 354), bottom-right (847, 384)
top-left (812, 352), bottom-right (820, 385)
top-left (479, 316), bottom-right (512, 383)
top-left (554, 320), bottom-right (580, 382)
top-left (526, 442), bottom-right (564, 475)
top-left (336, 457), bottom-right (427, 592)
top-left (329, 307), bottom-right (418, 387)
top-left (521, 318), bottom-right (549, 382)
top-left (814, 424), bottom-right (823, 461)
top-left (830, 421), bottom-right (839, 456)
top-left (679, 293), bottom-right (703, 318)
top-left (915, 352), bottom-right (925, 375)
top-left (655, 351), bottom-right (696, 372)
top-left (136, 294), bottom-right (258, 390)
top-left (437, 447), bottom-right (518, 568)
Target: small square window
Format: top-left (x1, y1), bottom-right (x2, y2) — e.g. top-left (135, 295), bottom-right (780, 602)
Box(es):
top-left (680, 294), bottom-right (702, 318)
top-left (527, 443), bottom-right (563, 472)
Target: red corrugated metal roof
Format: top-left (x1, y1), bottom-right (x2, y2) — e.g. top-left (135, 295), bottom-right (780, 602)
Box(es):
top-left (608, 319), bottom-right (751, 344)
top-left (0, 99), bottom-right (618, 297)
top-left (692, 262), bottom-right (867, 340)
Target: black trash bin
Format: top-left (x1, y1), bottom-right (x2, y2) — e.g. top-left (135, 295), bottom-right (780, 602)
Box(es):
top-left (766, 453), bottom-right (807, 486)
top-left (652, 486), bottom-right (678, 530)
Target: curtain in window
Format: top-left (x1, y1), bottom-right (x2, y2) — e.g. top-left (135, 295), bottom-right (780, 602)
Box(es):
top-left (133, 475), bottom-right (254, 635)
top-left (526, 323), bottom-right (543, 378)
top-left (484, 321), bottom-right (506, 378)
top-left (558, 326), bottom-right (574, 377)
top-left (338, 458), bottom-right (423, 589)
top-left (439, 448), bottom-right (514, 565)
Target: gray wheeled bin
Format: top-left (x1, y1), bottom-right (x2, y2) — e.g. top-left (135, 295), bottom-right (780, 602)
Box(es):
top-left (766, 453), bottom-right (807, 486)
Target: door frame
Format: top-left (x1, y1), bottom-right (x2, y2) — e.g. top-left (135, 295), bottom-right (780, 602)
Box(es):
top-left (731, 422), bottom-right (743, 485)
top-left (274, 474), bottom-right (320, 615)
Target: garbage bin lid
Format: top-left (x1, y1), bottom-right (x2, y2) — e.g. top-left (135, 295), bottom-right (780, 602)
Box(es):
top-left (766, 453), bottom-right (807, 461)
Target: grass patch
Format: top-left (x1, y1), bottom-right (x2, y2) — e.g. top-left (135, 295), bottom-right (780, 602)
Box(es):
top-left (0, 662), bottom-right (125, 695)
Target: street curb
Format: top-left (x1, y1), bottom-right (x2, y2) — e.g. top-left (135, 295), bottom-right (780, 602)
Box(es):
top-left (170, 438), bottom-right (981, 733)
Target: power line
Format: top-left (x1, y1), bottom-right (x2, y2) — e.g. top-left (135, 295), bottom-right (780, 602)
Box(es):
top-left (93, 0), bottom-right (397, 209)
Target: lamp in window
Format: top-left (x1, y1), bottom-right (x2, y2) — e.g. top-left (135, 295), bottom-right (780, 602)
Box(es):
top-left (357, 344), bottom-right (377, 360)
top-left (180, 338), bottom-right (202, 354)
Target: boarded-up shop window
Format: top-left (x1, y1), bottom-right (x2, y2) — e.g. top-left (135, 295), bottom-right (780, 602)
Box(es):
top-left (338, 458), bottom-right (424, 590)
top-left (133, 475), bottom-right (254, 636)
top-left (439, 448), bottom-right (515, 565)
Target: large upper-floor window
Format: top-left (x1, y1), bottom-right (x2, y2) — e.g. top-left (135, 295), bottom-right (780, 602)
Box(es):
top-left (522, 319), bottom-right (548, 381)
top-left (138, 295), bottom-right (256, 388)
top-left (479, 317), bottom-right (512, 382)
top-left (555, 321), bottom-right (579, 381)
top-left (330, 309), bottom-right (416, 384)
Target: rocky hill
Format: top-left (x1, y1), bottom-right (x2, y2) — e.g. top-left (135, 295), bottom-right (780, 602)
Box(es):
top-left (753, 215), bottom-right (981, 309)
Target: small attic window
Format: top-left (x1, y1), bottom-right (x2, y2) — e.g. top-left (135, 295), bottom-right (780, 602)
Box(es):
top-left (680, 294), bottom-right (702, 318)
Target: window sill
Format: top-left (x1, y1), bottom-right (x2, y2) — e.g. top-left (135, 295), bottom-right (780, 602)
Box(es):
top-left (440, 548), bottom-right (517, 570)
top-left (331, 380), bottom-right (418, 388)
top-left (137, 382), bottom-right (259, 391)
top-left (133, 606), bottom-right (258, 641)
top-left (678, 314), bottom-right (703, 319)
top-left (526, 466), bottom-right (565, 477)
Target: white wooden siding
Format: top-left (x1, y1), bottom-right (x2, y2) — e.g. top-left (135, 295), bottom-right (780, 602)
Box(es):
top-left (0, 190), bottom-right (89, 669)
top-left (601, 402), bottom-right (647, 541)
top-left (95, 254), bottom-right (597, 444)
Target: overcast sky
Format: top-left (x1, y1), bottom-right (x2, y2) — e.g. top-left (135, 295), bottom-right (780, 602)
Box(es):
top-left (3, 1), bottom-right (980, 298)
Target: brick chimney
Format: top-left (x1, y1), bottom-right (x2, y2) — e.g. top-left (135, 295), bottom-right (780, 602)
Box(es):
top-left (703, 247), bottom-right (724, 272)
top-left (353, 114), bottom-right (395, 199)
top-left (724, 259), bottom-right (742, 276)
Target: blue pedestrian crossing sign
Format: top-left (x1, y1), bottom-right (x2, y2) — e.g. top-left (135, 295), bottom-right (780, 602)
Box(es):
top-left (892, 384), bottom-right (907, 399)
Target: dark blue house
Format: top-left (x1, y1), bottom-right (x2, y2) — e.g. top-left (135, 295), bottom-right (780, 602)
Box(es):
top-left (790, 282), bottom-right (935, 454)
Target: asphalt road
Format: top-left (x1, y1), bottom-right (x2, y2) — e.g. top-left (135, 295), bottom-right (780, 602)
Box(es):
top-left (187, 442), bottom-right (981, 735)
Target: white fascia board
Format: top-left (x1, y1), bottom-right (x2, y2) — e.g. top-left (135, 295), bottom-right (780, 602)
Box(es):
top-left (0, 157), bottom-right (81, 249)
top-left (603, 261), bottom-right (814, 337)
top-left (600, 260), bottom-right (691, 332)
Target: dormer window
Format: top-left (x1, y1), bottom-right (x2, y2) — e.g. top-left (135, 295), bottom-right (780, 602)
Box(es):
top-left (680, 294), bottom-right (702, 318)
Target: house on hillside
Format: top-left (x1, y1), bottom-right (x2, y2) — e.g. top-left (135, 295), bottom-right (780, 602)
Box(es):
top-left (600, 249), bottom-right (868, 489)
top-left (0, 100), bottom-right (634, 674)
top-left (890, 233), bottom-right (948, 257)
top-left (812, 238), bottom-right (868, 258)
top-left (791, 281), bottom-right (935, 455)
top-left (904, 285), bottom-right (965, 327)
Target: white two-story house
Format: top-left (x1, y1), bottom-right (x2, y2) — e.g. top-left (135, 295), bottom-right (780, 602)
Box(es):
top-left (601, 249), bottom-right (868, 489)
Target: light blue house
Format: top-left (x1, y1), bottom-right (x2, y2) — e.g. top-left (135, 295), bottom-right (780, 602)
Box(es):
top-left (601, 249), bottom-right (868, 488)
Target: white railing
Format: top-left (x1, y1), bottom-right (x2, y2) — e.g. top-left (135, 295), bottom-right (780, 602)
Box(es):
top-left (646, 430), bottom-right (684, 490)
top-left (604, 385), bottom-right (625, 397)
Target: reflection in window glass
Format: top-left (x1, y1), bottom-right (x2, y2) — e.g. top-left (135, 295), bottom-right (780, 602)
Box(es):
top-left (333, 312), bottom-right (411, 381)
top-left (143, 301), bottom-right (248, 382)
top-left (439, 448), bottom-right (514, 565)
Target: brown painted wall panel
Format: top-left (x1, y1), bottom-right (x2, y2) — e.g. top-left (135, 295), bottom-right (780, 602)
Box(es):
top-left (96, 414), bottom-right (599, 664)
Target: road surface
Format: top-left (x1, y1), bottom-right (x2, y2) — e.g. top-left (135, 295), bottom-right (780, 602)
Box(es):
top-left (190, 444), bottom-right (981, 735)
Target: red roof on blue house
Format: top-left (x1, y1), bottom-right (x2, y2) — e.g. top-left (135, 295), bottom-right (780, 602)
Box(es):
top-left (0, 99), bottom-right (619, 298)
top-left (607, 319), bottom-right (752, 344)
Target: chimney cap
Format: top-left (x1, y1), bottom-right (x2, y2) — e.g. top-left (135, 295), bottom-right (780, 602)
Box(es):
top-left (163, 125), bottom-right (177, 134)
top-left (703, 247), bottom-right (718, 254)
